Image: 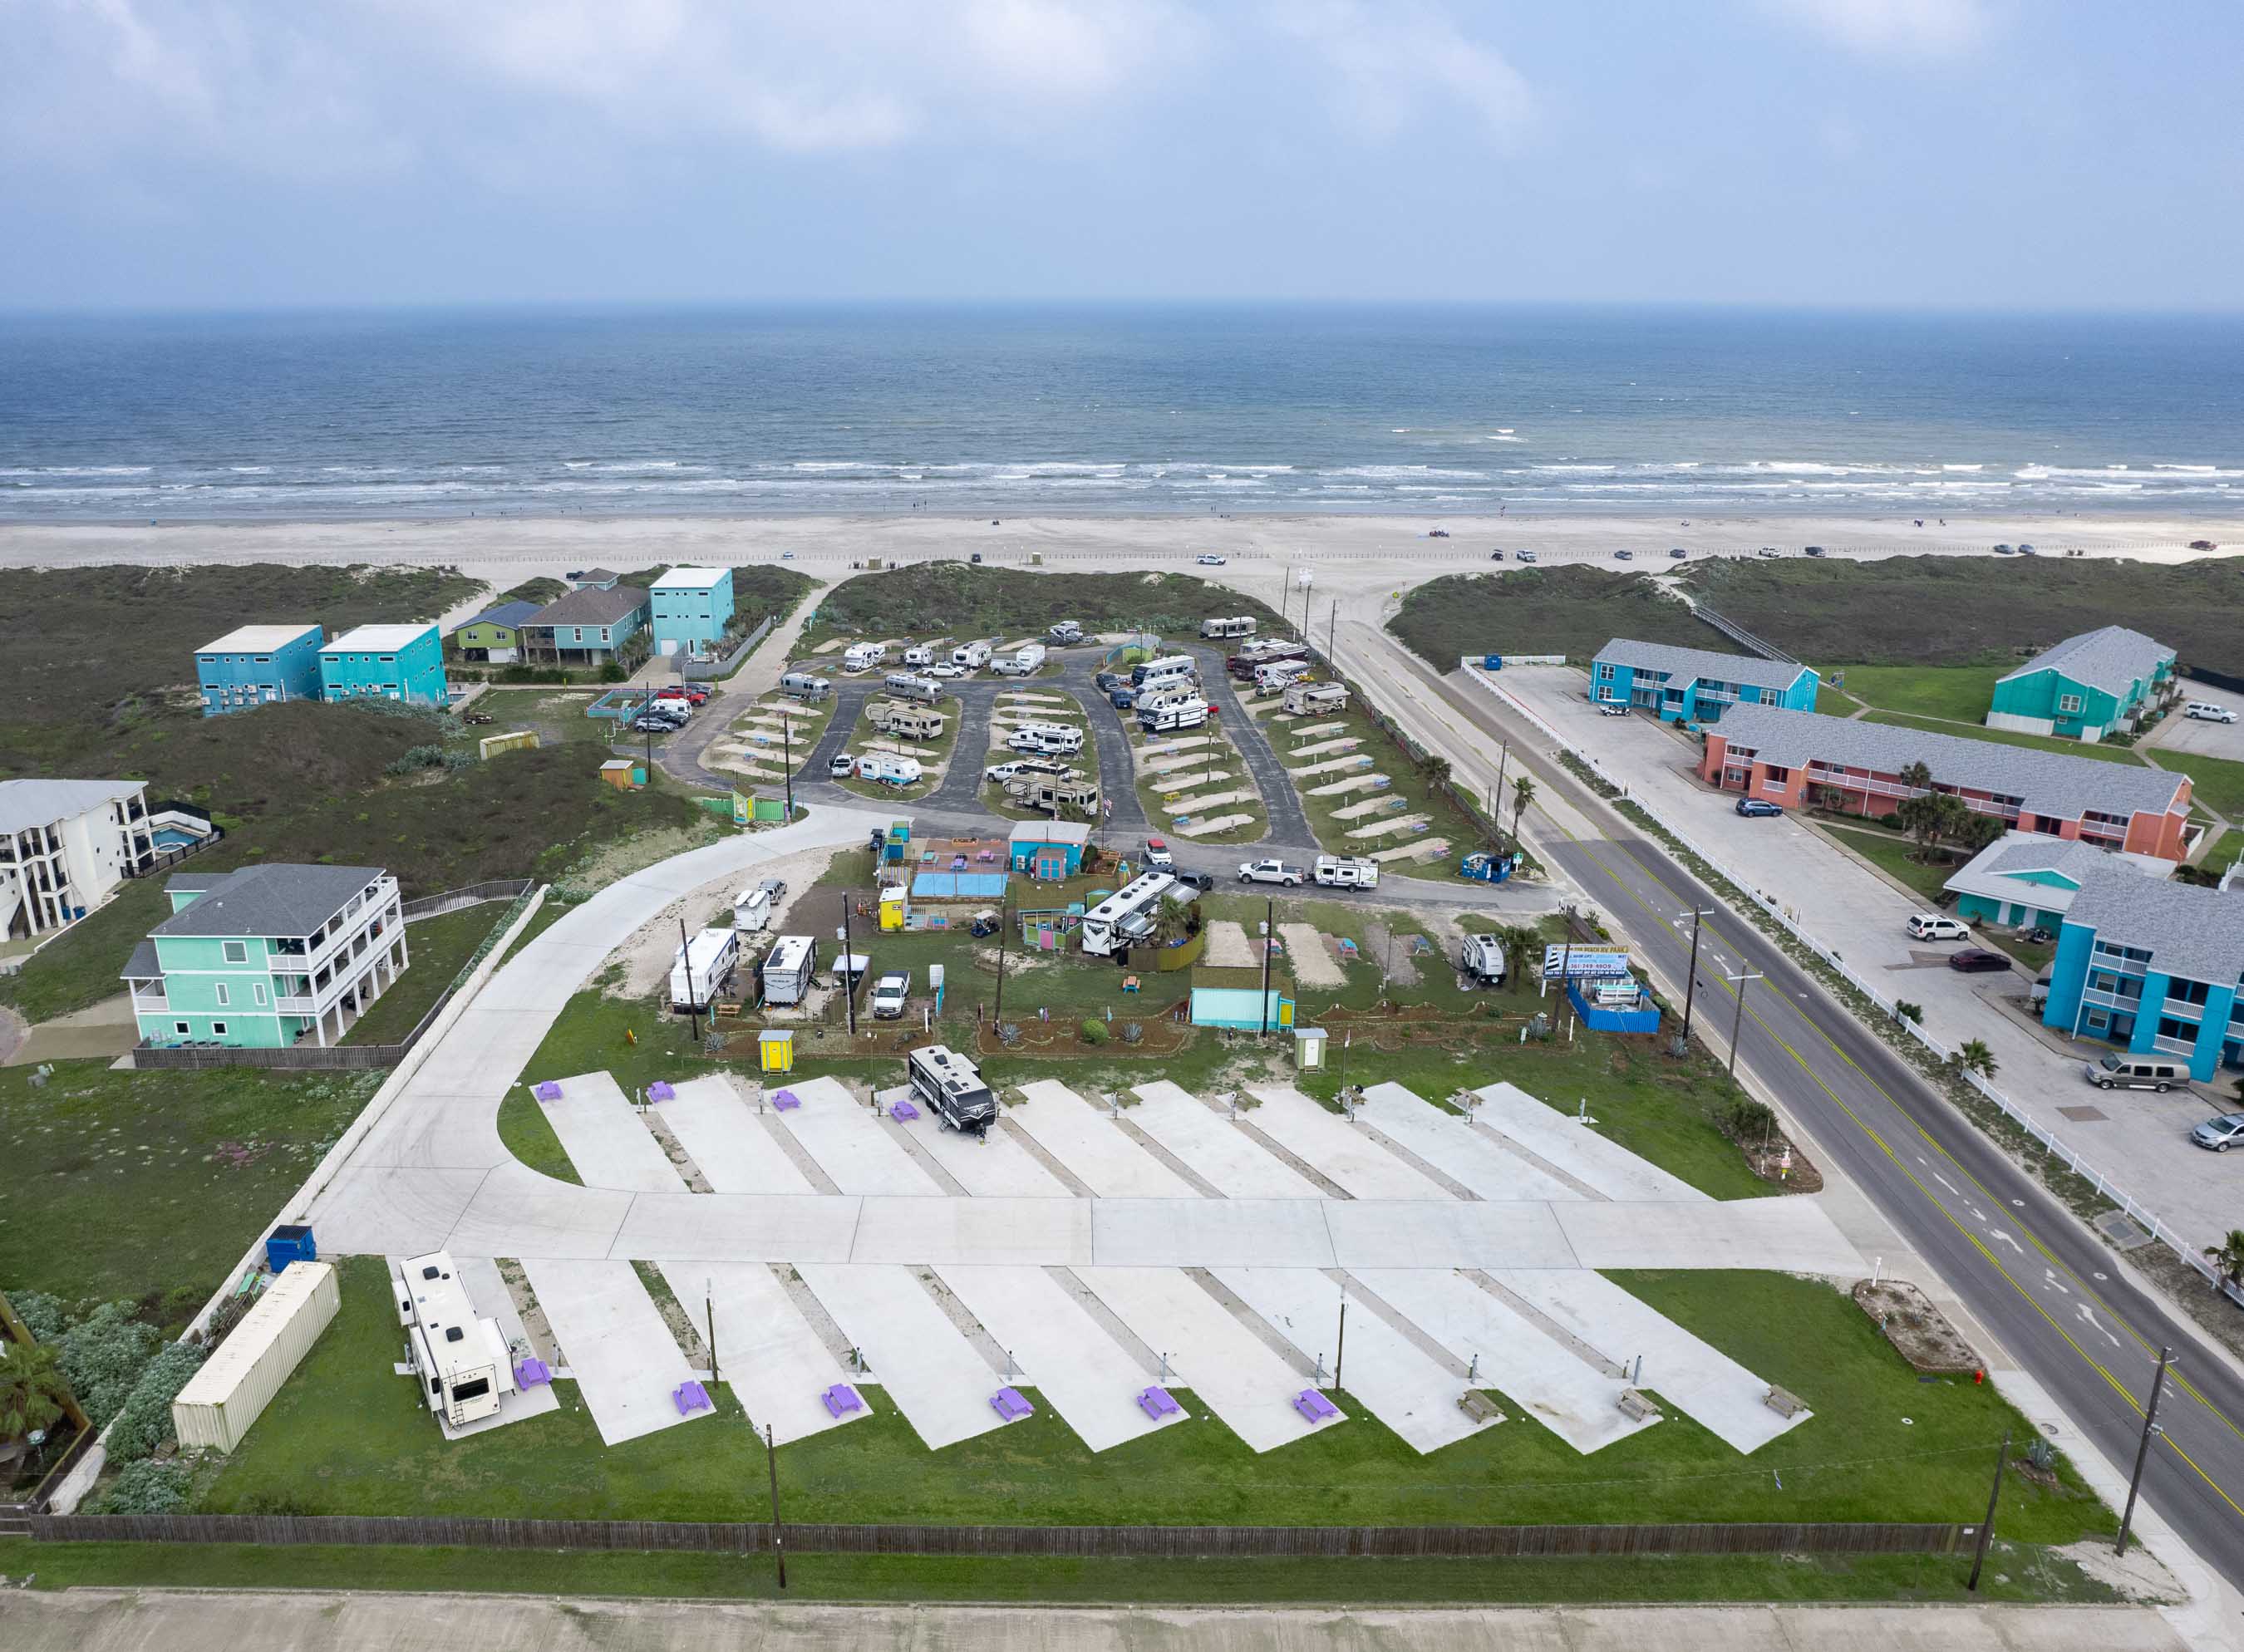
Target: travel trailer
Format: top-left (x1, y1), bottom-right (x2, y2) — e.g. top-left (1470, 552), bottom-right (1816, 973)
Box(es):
top-left (670, 927), bottom-right (741, 1012)
top-left (1199, 616), bottom-right (1256, 640)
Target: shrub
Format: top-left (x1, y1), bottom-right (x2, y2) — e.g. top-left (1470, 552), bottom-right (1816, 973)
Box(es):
top-left (6, 1288), bottom-right (69, 1343)
top-left (59, 1301), bottom-right (163, 1426)
top-left (1723, 1098), bottom-right (1776, 1143)
top-left (384, 744), bottom-right (447, 776)
top-left (94, 1459), bottom-right (190, 1515)
top-left (1879, 812), bottom-right (1903, 830)
top-left (1119, 1021), bottom-right (1144, 1045)
top-left (107, 1341), bottom-right (207, 1464)
top-left (1079, 1018), bottom-right (1109, 1045)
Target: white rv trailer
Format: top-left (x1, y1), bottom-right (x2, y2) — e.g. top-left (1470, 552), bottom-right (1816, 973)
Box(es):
top-left (1199, 616), bottom-right (1256, 640)
top-left (396, 1251), bottom-right (515, 1428)
top-left (760, 934), bottom-right (817, 1005)
top-left (670, 927), bottom-right (741, 1012)
top-left (1078, 870), bottom-right (1179, 957)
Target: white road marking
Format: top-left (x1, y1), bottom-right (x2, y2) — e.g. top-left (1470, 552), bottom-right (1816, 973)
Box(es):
top-left (2042, 1268), bottom-right (2069, 1295)
top-left (2076, 1303), bottom-right (2121, 1350)
top-left (1987, 1228), bottom-right (2024, 1256)
top-left (1932, 1171), bottom-right (1961, 1196)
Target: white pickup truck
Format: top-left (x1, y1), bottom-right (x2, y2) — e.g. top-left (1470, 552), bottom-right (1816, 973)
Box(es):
top-left (1313, 854), bottom-right (1380, 889)
top-left (1238, 858), bottom-right (1307, 887)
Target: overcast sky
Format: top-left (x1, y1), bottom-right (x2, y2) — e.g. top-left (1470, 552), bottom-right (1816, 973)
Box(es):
top-left (3, 0), bottom-right (2237, 312)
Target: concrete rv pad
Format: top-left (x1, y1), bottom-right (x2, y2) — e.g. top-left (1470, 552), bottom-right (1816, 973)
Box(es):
top-left (1011, 1079), bottom-right (1203, 1199)
top-left (777, 1074), bottom-right (945, 1196)
top-left (520, 1258), bottom-right (707, 1447)
top-left (657, 1077), bottom-right (815, 1195)
top-left (661, 1260), bottom-right (864, 1445)
top-left (1360, 1083), bottom-right (1586, 1202)
top-left (1243, 1085), bottom-right (1450, 1200)
top-left (532, 1070), bottom-right (683, 1194)
top-left (1127, 1080), bottom-right (1322, 1198)
top-left (795, 1263), bottom-right (1006, 1450)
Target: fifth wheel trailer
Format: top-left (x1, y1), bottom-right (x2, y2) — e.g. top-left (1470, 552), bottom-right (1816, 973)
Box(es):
top-left (670, 927), bottom-right (741, 1012)
top-left (170, 1258), bottom-right (340, 1453)
top-left (1079, 870), bottom-right (1179, 956)
top-left (396, 1251), bottom-right (516, 1428)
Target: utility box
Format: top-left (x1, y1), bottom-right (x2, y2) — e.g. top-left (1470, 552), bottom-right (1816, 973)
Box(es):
top-left (1293, 1027), bottom-right (1328, 1070)
top-left (759, 1030), bottom-right (795, 1074)
top-left (264, 1225), bottom-right (317, 1274)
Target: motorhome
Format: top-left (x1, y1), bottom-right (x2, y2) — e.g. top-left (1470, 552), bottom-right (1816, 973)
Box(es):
top-left (1138, 696), bottom-right (1209, 733)
top-left (1079, 870), bottom-right (1179, 957)
top-left (1283, 680), bottom-right (1349, 716)
top-left (856, 752), bottom-right (925, 786)
top-left (869, 703), bottom-right (947, 741)
top-left (760, 935), bottom-right (816, 1005)
top-left (907, 1045), bottom-right (997, 1135)
top-left (1313, 854), bottom-right (1380, 889)
top-left (1131, 654), bottom-right (1198, 690)
top-left (1048, 621), bottom-right (1083, 644)
top-left (671, 926), bottom-right (741, 1012)
top-left (779, 670), bottom-right (830, 701)
top-left (1199, 616), bottom-right (1256, 640)
top-left (396, 1251), bottom-right (515, 1428)
top-left (1006, 722), bottom-right (1083, 755)
top-left (883, 671), bottom-right (944, 705)
top-left (842, 642), bottom-right (887, 674)
top-left (949, 640), bottom-right (993, 671)
top-left (1459, 934), bottom-right (1508, 987)
top-left (1238, 637), bottom-right (1308, 666)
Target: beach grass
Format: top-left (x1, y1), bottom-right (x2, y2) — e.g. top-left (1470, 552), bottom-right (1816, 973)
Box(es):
top-left (1390, 566), bottom-right (1726, 671)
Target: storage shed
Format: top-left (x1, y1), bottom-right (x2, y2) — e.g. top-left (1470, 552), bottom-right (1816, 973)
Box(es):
top-left (1188, 987), bottom-right (1295, 1030)
top-left (170, 1259), bottom-right (340, 1453)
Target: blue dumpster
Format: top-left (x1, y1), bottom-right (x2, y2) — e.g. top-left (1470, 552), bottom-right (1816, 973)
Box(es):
top-left (265, 1224), bottom-right (317, 1274)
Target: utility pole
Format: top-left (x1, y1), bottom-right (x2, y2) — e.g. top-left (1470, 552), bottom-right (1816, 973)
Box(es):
top-left (2118, 1346), bottom-right (2173, 1557)
top-left (1725, 969), bottom-right (1763, 1079)
top-left (839, 892), bottom-right (857, 1037)
top-left (1259, 895), bottom-right (1275, 1035)
top-left (1326, 598), bottom-right (1337, 668)
top-left (706, 1279), bottom-right (718, 1387)
top-left (1493, 742), bottom-right (1511, 848)
top-left (1966, 1430), bottom-right (2010, 1591)
top-left (993, 897), bottom-right (1011, 1023)
top-left (764, 1421), bottom-right (787, 1590)
top-left (1334, 1294), bottom-right (1347, 1394)
top-left (677, 916), bottom-right (701, 1045)
top-left (1680, 907), bottom-right (1714, 1045)
top-left (782, 701), bottom-right (794, 818)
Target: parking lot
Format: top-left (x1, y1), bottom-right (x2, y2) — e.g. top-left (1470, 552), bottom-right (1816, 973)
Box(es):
top-left (2149, 678), bottom-right (2244, 765)
top-left (1483, 662), bottom-right (2244, 1247)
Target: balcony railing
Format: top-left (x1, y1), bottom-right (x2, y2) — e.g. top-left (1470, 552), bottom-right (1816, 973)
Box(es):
top-left (2153, 1034), bottom-right (2197, 1059)
top-left (2081, 985), bottom-right (2141, 1013)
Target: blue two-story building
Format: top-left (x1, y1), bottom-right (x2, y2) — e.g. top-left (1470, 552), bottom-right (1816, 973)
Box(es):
top-left (318, 624), bottom-right (449, 708)
top-left (1589, 639), bottom-right (1819, 725)
top-left (650, 567), bottom-right (736, 656)
top-left (194, 624), bottom-right (326, 716)
top-left (2043, 865), bottom-right (2244, 1083)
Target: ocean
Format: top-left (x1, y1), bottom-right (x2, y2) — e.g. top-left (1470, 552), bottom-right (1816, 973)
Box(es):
top-left (2, 307), bottom-right (2241, 522)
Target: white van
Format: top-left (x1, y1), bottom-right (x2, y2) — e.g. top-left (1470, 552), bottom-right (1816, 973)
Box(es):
top-left (842, 642), bottom-right (885, 674)
top-left (950, 641), bottom-right (993, 671)
top-left (2085, 1053), bottom-right (2187, 1092)
top-left (779, 670), bottom-right (830, 701)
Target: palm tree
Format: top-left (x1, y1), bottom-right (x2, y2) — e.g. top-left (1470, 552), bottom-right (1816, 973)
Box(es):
top-left (1497, 923), bottom-right (1543, 988)
top-left (1956, 1038), bottom-right (1998, 1079)
top-left (2205, 1230), bottom-right (2244, 1291)
top-left (1420, 754), bottom-right (1453, 788)
top-left (1511, 774), bottom-right (1538, 839)
top-left (1147, 894), bottom-right (1193, 951)
top-left (0, 1339), bottom-right (71, 1472)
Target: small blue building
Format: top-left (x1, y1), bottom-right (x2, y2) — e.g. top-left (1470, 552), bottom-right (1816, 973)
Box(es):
top-left (2043, 865), bottom-right (2244, 1082)
top-left (1009, 819), bottom-right (1091, 880)
top-left (1589, 639), bottom-right (1818, 725)
top-left (650, 567), bottom-right (736, 656)
top-left (318, 624), bottom-right (448, 708)
top-left (194, 624), bottom-right (325, 716)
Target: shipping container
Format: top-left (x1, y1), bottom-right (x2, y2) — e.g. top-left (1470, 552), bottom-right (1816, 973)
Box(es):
top-left (170, 1259), bottom-right (340, 1453)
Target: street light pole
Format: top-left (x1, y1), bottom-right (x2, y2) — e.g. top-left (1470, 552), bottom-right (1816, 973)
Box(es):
top-left (1725, 969), bottom-right (1763, 1079)
top-left (2118, 1346), bottom-right (2173, 1557)
top-left (678, 916), bottom-right (701, 1045)
top-left (839, 892), bottom-right (857, 1037)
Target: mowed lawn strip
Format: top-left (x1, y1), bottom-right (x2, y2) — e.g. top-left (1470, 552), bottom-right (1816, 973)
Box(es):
top-left (198, 1257), bottom-right (2104, 1540)
top-left (340, 903), bottom-right (509, 1047)
top-left (1828, 666), bottom-right (2005, 724)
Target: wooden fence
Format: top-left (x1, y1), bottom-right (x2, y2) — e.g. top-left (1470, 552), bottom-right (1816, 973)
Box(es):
top-left (28, 1512), bottom-right (1963, 1559)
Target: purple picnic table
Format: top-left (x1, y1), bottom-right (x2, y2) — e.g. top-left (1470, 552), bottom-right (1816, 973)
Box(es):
top-left (1136, 1385), bottom-right (1181, 1420)
top-left (772, 1088), bottom-right (801, 1112)
top-left (990, 1386), bottom-right (1035, 1423)
top-left (672, 1379), bottom-right (712, 1416)
top-left (514, 1356), bottom-right (551, 1389)
top-left (1293, 1389), bottom-right (1340, 1424)
top-left (888, 1099), bottom-right (920, 1121)
top-left (822, 1383), bottom-right (864, 1418)
top-left (647, 1079), bottom-right (676, 1103)
top-left (533, 1080), bottom-right (563, 1102)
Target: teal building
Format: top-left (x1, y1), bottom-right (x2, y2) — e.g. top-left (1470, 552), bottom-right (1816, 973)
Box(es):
top-left (320, 624), bottom-right (449, 707)
top-left (1987, 626), bottom-right (2175, 743)
top-left (650, 567), bottom-right (736, 656)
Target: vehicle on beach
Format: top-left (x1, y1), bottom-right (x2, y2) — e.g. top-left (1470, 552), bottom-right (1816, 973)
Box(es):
top-left (1196, 553), bottom-right (1228, 565)
top-left (1757, 546), bottom-right (1781, 558)
top-left (1489, 548), bottom-right (1505, 560)
top-left (1238, 858), bottom-right (1306, 887)
top-left (2185, 701), bottom-right (2237, 723)
top-left (1734, 798), bottom-right (1782, 818)
top-left (1668, 547), bottom-right (1688, 559)
top-left (1612, 548), bottom-right (1633, 560)
top-left (1428, 529), bottom-right (1449, 538)
top-left (1992, 543), bottom-right (2014, 554)
top-left (1515, 548), bottom-right (1538, 562)
top-left (2189, 539), bottom-right (2218, 551)
top-left (1804, 545), bottom-right (1827, 557)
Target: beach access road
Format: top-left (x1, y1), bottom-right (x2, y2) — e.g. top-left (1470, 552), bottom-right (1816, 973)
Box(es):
top-left (1338, 617), bottom-right (2244, 1600)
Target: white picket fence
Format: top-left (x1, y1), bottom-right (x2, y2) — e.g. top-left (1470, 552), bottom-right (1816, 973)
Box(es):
top-left (1458, 662), bottom-right (2240, 1304)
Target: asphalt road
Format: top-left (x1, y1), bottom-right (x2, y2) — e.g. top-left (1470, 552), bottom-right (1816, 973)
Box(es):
top-left (1389, 647), bottom-right (2244, 1591)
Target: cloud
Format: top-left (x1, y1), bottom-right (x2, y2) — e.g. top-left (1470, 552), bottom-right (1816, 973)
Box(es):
top-left (1272, 1), bottom-right (1533, 140)
top-left (1760, 0), bottom-right (1995, 57)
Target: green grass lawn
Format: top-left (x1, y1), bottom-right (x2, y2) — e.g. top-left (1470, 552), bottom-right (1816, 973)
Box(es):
top-left (2155, 749), bottom-right (2244, 820)
top-left (1863, 712), bottom-right (2148, 765)
top-left (1814, 685), bottom-right (1859, 717)
top-left (1820, 824), bottom-right (1955, 905)
top-left (0, 1060), bottom-right (378, 1310)
top-left (460, 687), bottom-right (615, 746)
top-left (339, 904), bottom-right (506, 1046)
top-left (1827, 665), bottom-right (2003, 723)
top-left (198, 1256), bottom-right (2105, 1545)
top-left (0, 1536), bottom-right (2121, 1605)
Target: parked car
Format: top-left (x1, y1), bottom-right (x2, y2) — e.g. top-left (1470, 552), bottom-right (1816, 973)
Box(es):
top-left (781, 550), bottom-right (795, 559)
top-left (925, 661), bottom-right (965, 678)
top-left (2089, 1054), bottom-right (2184, 1092)
top-left (870, 971), bottom-right (910, 1020)
top-left (1170, 868), bottom-right (1215, 894)
top-left (829, 752), bottom-right (856, 776)
top-left (1992, 543), bottom-right (2014, 554)
top-left (629, 715), bottom-right (672, 733)
top-left (758, 878), bottom-right (787, 905)
top-left (1489, 548), bottom-right (1505, 561)
top-left (2185, 701), bottom-right (2237, 724)
top-left (2191, 1112), bottom-right (2244, 1152)
top-left (1734, 798), bottom-right (1783, 818)
top-left (2189, 538), bottom-right (2218, 552)
top-left (462, 711), bottom-right (495, 725)
top-left (1144, 838), bottom-right (1174, 868)
top-left (1197, 553), bottom-right (1228, 566)
top-left (1515, 548), bottom-right (1538, 563)
top-left (1668, 547), bottom-right (1688, 559)
top-left (1612, 548), bottom-right (1634, 561)
top-left (1095, 671), bottom-right (1122, 693)
top-left (1907, 912), bottom-right (1969, 942)
top-left (2015, 543), bottom-right (2035, 554)
top-left (1757, 546), bottom-right (1782, 558)
top-left (1237, 858), bottom-right (1306, 887)
top-left (1947, 948), bottom-right (2010, 974)
top-left (1804, 544), bottom-right (1827, 557)
top-left (1597, 701), bottom-right (1629, 717)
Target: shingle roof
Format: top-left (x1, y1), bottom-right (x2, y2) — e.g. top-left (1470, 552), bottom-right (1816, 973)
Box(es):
top-left (1710, 705), bottom-right (2189, 823)
top-left (2064, 865), bottom-right (2244, 986)
top-left (0, 778), bottom-right (145, 835)
top-left (121, 940), bottom-right (161, 981)
top-left (1593, 638), bottom-right (1812, 696)
top-left (151, 864), bottom-right (389, 940)
top-left (1999, 626), bottom-right (2173, 699)
top-left (528, 586), bottom-right (650, 627)
top-left (456, 600), bottom-right (541, 632)
top-left (1941, 831), bottom-right (2132, 908)
top-left (568, 568), bottom-right (621, 583)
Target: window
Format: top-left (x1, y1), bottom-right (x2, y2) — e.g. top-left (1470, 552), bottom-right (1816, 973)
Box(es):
top-left (2086, 1010), bottom-right (2109, 1031)
top-left (211, 1021), bottom-right (227, 1036)
top-left (223, 940), bottom-right (248, 962)
top-left (1597, 663), bottom-right (1616, 680)
top-left (2168, 979), bottom-right (2211, 1006)
top-left (175, 1020), bottom-right (190, 1035)
top-left (573, 627), bottom-right (585, 643)
top-left (253, 983), bottom-right (268, 1007)
top-left (380, 655), bottom-right (395, 664)
top-left (2058, 692), bottom-right (2084, 714)
top-left (214, 982), bottom-right (229, 1006)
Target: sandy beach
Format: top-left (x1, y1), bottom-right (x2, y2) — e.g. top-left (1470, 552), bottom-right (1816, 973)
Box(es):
top-left (3, 512), bottom-right (2237, 631)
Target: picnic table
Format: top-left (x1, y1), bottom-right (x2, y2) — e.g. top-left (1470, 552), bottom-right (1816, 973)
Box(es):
top-left (647, 1079), bottom-right (676, 1103)
top-left (514, 1356), bottom-right (552, 1389)
top-left (772, 1089), bottom-right (801, 1111)
top-left (672, 1379), bottom-right (712, 1416)
top-left (990, 1386), bottom-right (1036, 1423)
top-left (533, 1080), bottom-right (563, 1102)
top-left (888, 1099), bottom-right (920, 1121)
top-left (1136, 1385), bottom-right (1181, 1420)
top-left (1293, 1389), bottom-right (1340, 1424)
top-left (822, 1383), bottom-right (864, 1418)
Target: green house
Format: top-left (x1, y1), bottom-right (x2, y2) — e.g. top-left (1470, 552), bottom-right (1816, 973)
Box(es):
top-left (448, 600), bottom-right (542, 664)
top-left (1986, 626), bottom-right (2175, 743)
top-left (124, 864), bottom-right (406, 1049)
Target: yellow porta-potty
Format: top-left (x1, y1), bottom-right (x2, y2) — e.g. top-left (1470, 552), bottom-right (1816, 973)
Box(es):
top-left (758, 1029), bottom-right (795, 1074)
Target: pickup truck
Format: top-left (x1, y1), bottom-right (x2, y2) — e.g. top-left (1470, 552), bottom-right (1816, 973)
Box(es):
top-left (870, 971), bottom-right (910, 1020)
top-left (1238, 858), bottom-right (1306, 887)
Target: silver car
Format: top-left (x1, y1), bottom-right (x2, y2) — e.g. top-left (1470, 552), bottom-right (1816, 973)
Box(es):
top-left (2192, 1113), bottom-right (2244, 1153)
